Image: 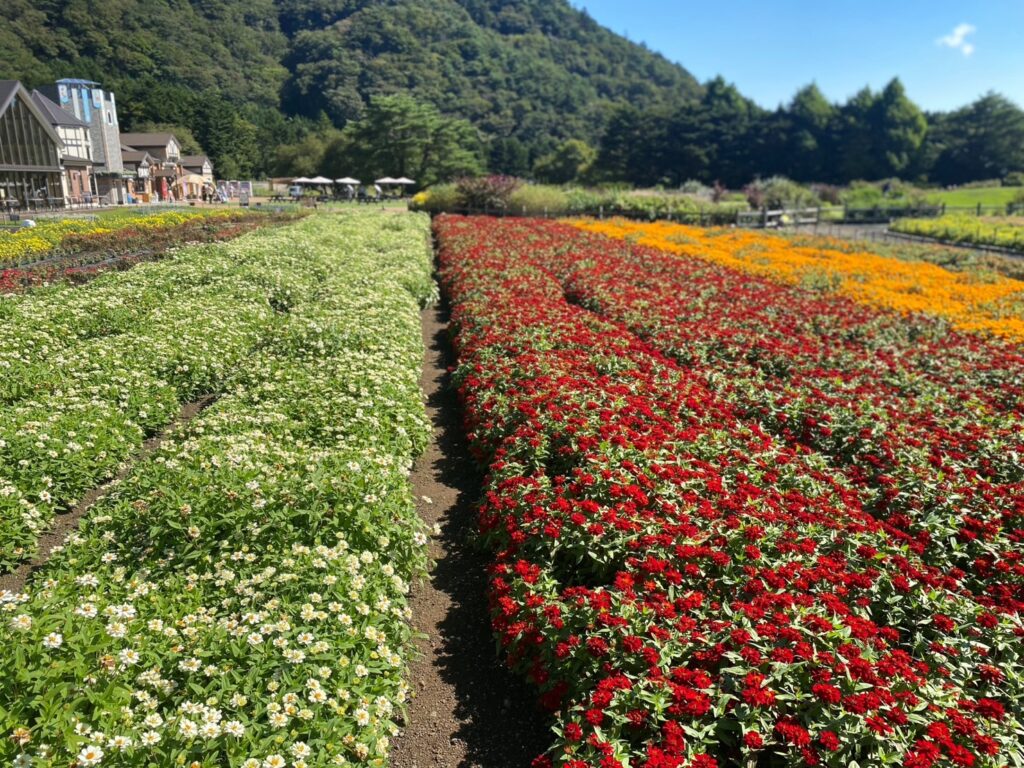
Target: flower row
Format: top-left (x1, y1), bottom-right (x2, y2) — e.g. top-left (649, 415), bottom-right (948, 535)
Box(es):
top-left (0, 212), bottom-right (295, 294)
top-left (547, 221), bottom-right (1024, 609)
top-left (892, 215), bottom-right (1024, 253)
top-left (0, 211), bottom-right (435, 768)
top-left (0, 218), bottom-right (343, 571)
top-left (436, 214), bottom-right (1024, 768)
top-left (0, 209), bottom-right (265, 269)
top-left (568, 218), bottom-right (1024, 342)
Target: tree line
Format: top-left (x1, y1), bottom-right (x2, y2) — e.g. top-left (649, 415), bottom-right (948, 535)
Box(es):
top-left (270, 79), bottom-right (1024, 189)
top-left (578, 78), bottom-right (1024, 188)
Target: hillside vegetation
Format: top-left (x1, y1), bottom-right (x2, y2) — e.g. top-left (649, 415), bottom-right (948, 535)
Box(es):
top-left (3, 0), bottom-right (1021, 187)
top-left (0, 0), bottom-right (699, 175)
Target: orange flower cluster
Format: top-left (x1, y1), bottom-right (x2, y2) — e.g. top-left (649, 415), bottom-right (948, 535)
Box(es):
top-left (568, 218), bottom-right (1024, 342)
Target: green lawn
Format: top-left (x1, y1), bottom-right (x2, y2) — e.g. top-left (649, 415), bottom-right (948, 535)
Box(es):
top-left (924, 186), bottom-right (1021, 207)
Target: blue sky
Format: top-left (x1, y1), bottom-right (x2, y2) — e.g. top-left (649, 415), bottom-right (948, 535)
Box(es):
top-left (571, 0), bottom-right (1024, 111)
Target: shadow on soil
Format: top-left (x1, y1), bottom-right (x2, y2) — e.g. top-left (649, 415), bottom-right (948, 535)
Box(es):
top-left (402, 301), bottom-right (551, 768)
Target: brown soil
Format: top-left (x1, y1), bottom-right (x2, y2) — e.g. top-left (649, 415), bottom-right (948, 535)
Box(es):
top-left (391, 304), bottom-right (551, 768)
top-left (0, 395), bottom-right (215, 595)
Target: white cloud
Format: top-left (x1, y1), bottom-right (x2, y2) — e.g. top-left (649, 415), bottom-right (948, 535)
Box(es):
top-left (937, 23), bottom-right (976, 56)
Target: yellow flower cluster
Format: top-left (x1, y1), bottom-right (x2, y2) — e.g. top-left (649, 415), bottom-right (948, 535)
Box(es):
top-left (567, 218), bottom-right (1024, 342)
top-left (0, 210), bottom-right (236, 267)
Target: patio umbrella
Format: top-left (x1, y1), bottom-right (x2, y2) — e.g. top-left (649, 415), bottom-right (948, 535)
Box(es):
top-left (375, 177), bottom-right (398, 185)
top-left (309, 176), bottom-right (333, 185)
top-left (335, 177), bottom-right (360, 185)
top-left (393, 177), bottom-right (415, 185)
top-left (292, 177), bottom-right (312, 184)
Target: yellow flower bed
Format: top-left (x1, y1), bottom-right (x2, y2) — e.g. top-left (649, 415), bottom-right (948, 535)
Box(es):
top-left (892, 214), bottom-right (1024, 251)
top-left (0, 210), bottom-right (236, 267)
top-left (567, 218), bottom-right (1024, 342)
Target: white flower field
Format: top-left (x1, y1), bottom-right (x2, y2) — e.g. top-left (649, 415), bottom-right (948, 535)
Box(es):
top-left (0, 212), bottom-right (437, 768)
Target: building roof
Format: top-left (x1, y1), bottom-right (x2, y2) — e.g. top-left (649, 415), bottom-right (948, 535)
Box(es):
top-left (0, 80), bottom-right (19, 114)
top-left (62, 155), bottom-right (92, 167)
top-left (31, 89), bottom-right (90, 128)
top-left (56, 78), bottom-right (100, 86)
top-left (180, 154), bottom-right (212, 168)
top-left (121, 150), bottom-right (152, 164)
top-left (119, 132), bottom-right (178, 149)
top-left (0, 80), bottom-right (64, 150)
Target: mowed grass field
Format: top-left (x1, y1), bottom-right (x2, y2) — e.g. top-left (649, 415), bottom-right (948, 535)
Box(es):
top-left (925, 185), bottom-right (1021, 207)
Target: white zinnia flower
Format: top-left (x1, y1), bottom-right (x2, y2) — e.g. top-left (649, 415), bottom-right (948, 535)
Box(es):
top-left (77, 745), bottom-right (105, 766)
top-left (178, 719), bottom-right (198, 738)
top-left (110, 735), bottom-right (132, 750)
top-left (140, 731), bottom-right (161, 746)
top-left (224, 720), bottom-right (245, 737)
top-left (42, 632), bottom-right (63, 649)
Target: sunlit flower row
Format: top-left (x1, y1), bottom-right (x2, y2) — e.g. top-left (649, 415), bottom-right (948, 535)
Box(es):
top-left (0, 220), bottom-right (338, 569)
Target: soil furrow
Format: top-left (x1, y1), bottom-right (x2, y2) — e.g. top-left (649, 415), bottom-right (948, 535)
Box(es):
top-left (0, 394), bottom-right (216, 595)
top-left (391, 303), bottom-right (550, 768)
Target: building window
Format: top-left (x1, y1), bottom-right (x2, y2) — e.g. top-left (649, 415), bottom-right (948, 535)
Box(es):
top-left (106, 112), bottom-right (113, 125)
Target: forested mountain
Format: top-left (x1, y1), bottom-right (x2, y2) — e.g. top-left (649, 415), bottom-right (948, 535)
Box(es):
top-left (3, 0), bottom-right (1021, 184)
top-left (0, 0), bottom-right (700, 176)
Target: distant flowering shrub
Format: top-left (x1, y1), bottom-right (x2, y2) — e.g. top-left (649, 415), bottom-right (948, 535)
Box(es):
top-left (454, 175), bottom-right (523, 210)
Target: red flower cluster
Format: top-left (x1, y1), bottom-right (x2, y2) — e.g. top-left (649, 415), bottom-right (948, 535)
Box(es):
top-left (436, 215), bottom-right (1024, 768)
top-left (548, 224), bottom-right (1024, 611)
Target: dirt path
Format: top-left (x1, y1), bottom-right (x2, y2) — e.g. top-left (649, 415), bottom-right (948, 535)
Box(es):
top-left (391, 304), bottom-right (550, 768)
top-left (0, 395), bottom-right (215, 595)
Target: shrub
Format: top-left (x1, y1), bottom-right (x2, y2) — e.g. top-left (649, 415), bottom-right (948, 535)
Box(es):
top-left (744, 176), bottom-right (817, 210)
top-left (842, 179), bottom-right (928, 209)
top-left (508, 184), bottom-right (570, 215)
top-left (679, 179), bottom-right (713, 199)
top-left (409, 184), bottom-right (459, 213)
top-left (810, 183), bottom-right (843, 206)
top-left (454, 175), bottom-right (522, 210)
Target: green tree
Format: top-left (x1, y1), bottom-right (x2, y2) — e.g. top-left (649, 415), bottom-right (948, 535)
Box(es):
top-left (931, 93), bottom-right (1024, 184)
top-left (322, 94), bottom-right (483, 185)
top-left (783, 83), bottom-right (837, 181)
top-left (871, 78), bottom-right (927, 177)
top-left (532, 139), bottom-right (596, 183)
top-left (835, 87), bottom-right (881, 181)
top-left (490, 137), bottom-right (532, 176)
top-left (273, 129), bottom-right (343, 177)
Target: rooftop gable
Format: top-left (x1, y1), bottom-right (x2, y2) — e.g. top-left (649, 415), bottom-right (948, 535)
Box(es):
top-left (118, 132), bottom-right (179, 149)
top-left (31, 89), bottom-right (90, 128)
top-left (0, 80), bottom-right (65, 148)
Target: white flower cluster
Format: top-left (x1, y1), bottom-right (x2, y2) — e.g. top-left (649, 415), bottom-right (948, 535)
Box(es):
top-left (0, 212), bottom-right (434, 767)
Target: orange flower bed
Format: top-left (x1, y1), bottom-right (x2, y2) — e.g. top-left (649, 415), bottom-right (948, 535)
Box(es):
top-left (567, 218), bottom-right (1024, 342)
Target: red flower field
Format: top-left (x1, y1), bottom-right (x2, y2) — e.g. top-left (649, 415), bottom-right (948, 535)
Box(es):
top-left (435, 215), bottom-right (1024, 768)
